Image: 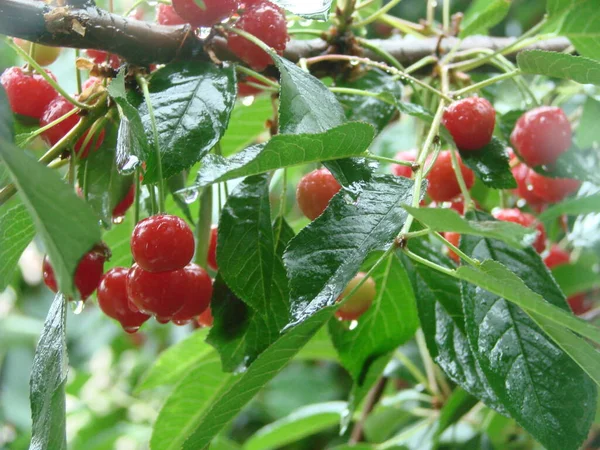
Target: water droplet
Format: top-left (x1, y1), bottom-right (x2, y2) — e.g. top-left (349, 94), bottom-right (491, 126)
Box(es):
top-left (71, 299), bottom-right (85, 315)
top-left (124, 325), bottom-right (140, 334)
top-left (177, 189), bottom-right (199, 205)
top-left (197, 27), bottom-right (212, 39)
top-left (112, 215), bottom-right (125, 225)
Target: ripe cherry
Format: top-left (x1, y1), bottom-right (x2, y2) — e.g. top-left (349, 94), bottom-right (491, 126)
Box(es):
top-left (86, 49), bottom-right (120, 70)
top-left (172, 0), bottom-right (238, 27)
top-left (335, 272), bottom-right (377, 321)
top-left (510, 106), bottom-right (572, 167)
top-left (43, 244), bottom-right (108, 300)
top-left (97, 267), bottom-right (151, 333)
top-left (442, 97), bottom-right (495, 151)
top-left (227, 1), bottom-right (289, 71)
top-left (528, 171), bottom-right (580, 204)
top-left (112, 185), bottom-right (135, 220)
top-left (426, 151), bottom-right (475, 202)
top-left (13, 39), bottom-right (61, 67)
top-left (197, 307), bottom-right (214, 327)
top-left (493, 208), bottom-right (546, 253)
top-left (126, 264), bottom-right (188, 322)
top-left (171, 264), bottom-right (213, 325)
top-left (131, 214), bottom-right (195, 272)
top-left (444, 232), bottom-right (461, 263)
top-left (1, 66), bottom-right (58, 119)
top-left (156, 3), bottom-right (186, 25)
top-left (512, 163), bottom-right (545, 206)
top-left (543, 245), bottom-right (570, 269)
top-left (40, 96), bottom-right (105, 158)
top-left (208, 225), bottom-right (218, 271)
top-left (391, 150), bottom-right (416, 178)
top-left (296, 168), bottom-right (342, 220)
top-left (568, 293), bottom-right (593, 316)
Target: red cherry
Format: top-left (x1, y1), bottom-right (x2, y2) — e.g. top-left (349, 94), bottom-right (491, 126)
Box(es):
top-left (97, 267), bottom-right (151, 333)
top-left (197, 307), bottom-right (214, 327)
top-left (442, 97), bottom-right (495, 151)
top-left (0, 66), bottom-right (58, 119)
top-left (208, 225), bottom-right (218, 271)
top-left (568, 293), bottom-right (593, 316)
top-left (131, 214), bottom-right (195, 272)
top-left (42, 244), bottom-right (108, 300)
top-left (171, 264), bottom-right (213, 325)
top-left (172, 0), bottom-right (238, 27)
top-left (528, 171), bottom-right (580, 204)
top-left (126, 264), bottom-right (188, 322)
top-left (81, 76), bottom-right (102, 92)
top-left (444, 232), bottom-right (461, 263)
top-left (543, 245), bottom-right (570, 269)
top-left (510, 106), bottom-right (572, 167)
top-left (128, 7), bottom-right (145, 21)
top-left (296, 168), bottom-right (342, 220)
top-left (112, 185), bottom-right (135, 220)
top-left (156, 3), bottom-right (187, 25)
top-left (426, 151), bottom-right (475, 202)
top-left (391, 150), bottom-right (416, 178)
top-left (493, 208), bottom-right (546, 253)
top-left (512, 164), bottom-right (545, 206)
top-left (40, 96), bottom-right (105, 158)
top-left (86, 49), bottom-right (121, 70)
top-left (335, 272), bottom-right (377, 321)
top-left (227, 1), bottom-right (289, 71)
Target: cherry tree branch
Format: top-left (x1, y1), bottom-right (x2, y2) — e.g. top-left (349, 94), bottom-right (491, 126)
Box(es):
top-left (0, 0), bottom-right (570, 67)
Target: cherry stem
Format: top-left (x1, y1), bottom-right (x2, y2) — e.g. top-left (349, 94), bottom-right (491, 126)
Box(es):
top-left (328, 87), bottom-right (398, 106)
top-left (364, 153), bottom-right (419, 168)
top-left (449, 148), bottom-right (475, 210)
top-left (431, 231), bottom-right (480, 267)
top-left (452, 70), bottom-right (521, 97)
top-left (353, 0), bottom-right (404, 28)
top-left (356, 38), bottom-right (405, 70)
top-left (236, 65), bottom-right (280, 89)
top-left (402, 248), bottom-right (455, 276)
top-left (195, 185), bottom-right (213, 270)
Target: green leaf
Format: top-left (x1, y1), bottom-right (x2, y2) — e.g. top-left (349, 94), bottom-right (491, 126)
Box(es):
top-left (296, 326), bottom-right (338, 361)
top-left (136, 329), bottom-right (211, 392)
top-left (497, 109), bottom-right (526, 141)
top-left (459, 0), bottom-right (511, 37)
top-left (434, 388), bottom-right (479, 439)
top-left (576, 96), bottom-right (600, 149)
top-left (0, 203), bottom-right (35, 291)
top-left (271, 0), bottom-right (332, 20)
top-left (329, 252), bottom-right (418, 380)
top-left (220, 96), bottom-right (272, 157)
top-left (395, 102), bottom-right (434, 122)
top-left (138, 61), bottom-right (236, 182)
top-left (191, 122), bottom-right (375, 188)
top-left (533, 147), bottom-right (600, 185)
top-left (538, 192), bottom-right (600, 221)
top-left (552, 261), bottom-right (600, 296)
top-left (402, 206), bottom-right (535, 249)
top-left (244, 402), bottom-right (347, 450)
top-left (335, 70), bottom-right (402, 132)
top-left (0, 84), bottom-right (14, 140)
top-left (560, 0), bottom-right (600, 60)
top-left (29, 294), bottom-right (68, 450)
top-left (517, 50), bottom-right (600, 85)
top-left (459, 212), bottom-right (597, 450)
top-left (284, 175), bottom-right (422, 326)
top-left (459, 137), bottom-right (516, 189)
top-left (0, 140), bottom-right (102, 297)
top-left (547, 0), bottom-right (588, 17)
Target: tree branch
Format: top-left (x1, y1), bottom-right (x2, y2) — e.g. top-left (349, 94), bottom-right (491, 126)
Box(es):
top-left (0, 0), bottom-right (570, 68)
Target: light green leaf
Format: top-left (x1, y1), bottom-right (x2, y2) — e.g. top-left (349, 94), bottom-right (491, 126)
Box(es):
top-left (560, 0), bottom-right (600, 60)
top-left (220, 96), bottom-right (272, 157)
top-left (576, 96), bottom-right (600, 149)
top-left (517, 50), bottom-right (600, 85)
top-left (459, 0), bottom-right (511, 37)
top-left (552, 261), bottom-right (600, 297)
top-left (0, 203), bottom-right (34, 291)
top-left (538, 192), bottom-right (600, 221)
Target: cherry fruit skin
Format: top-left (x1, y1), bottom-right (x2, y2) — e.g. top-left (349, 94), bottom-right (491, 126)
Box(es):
top-left (512, 164), bottom-right (545, 206)
top-left (1, 66), bottom-right (58, 119)
top-left (127, 264), bottom-right (188, 322)
top-left (444, 232), bottom-right (461, 263)
top-left (131, 214), bottom-right (195, 272)
top-left (568, 293), bottom-right (593, 316)
top-left (543, 245), bottom-right (570, 269)
top-left (171, 264), bottom-right (213, 325)
top-left (510, 106), bottom-right (572, 167)
top-left (172, 0), bottom-right (238, 27)
top-left (112, 185), bottom-right (135, 220)
top-left (197, 307), bottom-right (214, 327)
top-left (296, 168), bottom-right (342, 220)
top-left (43, 245), bottom-right (108, 300)
top-left (86, 49), bottom-right (120, 70)
top-left (335, 272), bottom-right (377, 321)
top-left (391, 150), bottom-right (416, 178)
top-left (14, 39), bottom-right (61, 67)
top-left (528, 171), bottom-right (580, 204)
top-left (426, 151), bottom-right (475, 202)
top-left (156, 3), bottom-right (186, 25)
top-left (97, 268), bottom-right (151, 333)
top-left (227, 1), bottom-right (289, 71)
top-left (493, 208), bottom-right (546, 253)
top-left (208, 226), bottom-right (218, 271)
top-left (442, 97), bottom-right (495, 151)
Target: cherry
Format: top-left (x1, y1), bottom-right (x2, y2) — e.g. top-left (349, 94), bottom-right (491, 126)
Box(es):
top-left (172, 0), bottom-right (238, 27)
top-left (86, 49), bottom-right (121, 70)
top-left (156, 3), bottom-right (186, 25)
top-left (208, 225), bottom-right (218, 271)
top-left (112, 185), bottom-right (135, 220)
top-left (97, 267), bottom-right (151, 333)
top-left (197, 307), bottom-right (214, 327)
top-left (543, 245), bottom-right (570, 269)
top-left (391, 150), bottom-right (416, 178)
top-left (81, 76), bottom-right (102, 92)
top-left (335, 272), bottom-right (377, 321)
top-left (426, 151), bottom-right (475, 202)
top-left (492, 208), bottom-right (546, 253)
top-left (13, 39), bottom-right (61, 67)
top-left (131, 214), bottom-right (195, 272)
top-left (511, 163), bottom-right (545, 206)
top-left (510, 106), bottom-right (572, 167)
top-left (227, 1), bottom-right (289, 71)
top-left (444, 232), bottom-right (461, 263)
top-left (40, 96), bottom-right (105, 158)
top-left (442, 97), bottom-right (495, 151)
top-left (528, 171), bottom-right (580, 204)
top-left (127, 264), bottom-right (188, 322)
top-left (43, 244), bottom-right (108, 300)
top-left (171, 264), bottom-right (213, 325)
top-left (296, 168), bottom-right (342, 220)
top-left (568, 293), bottom-right (593, 316)
top-left (0, 66), bottom-right (58, 119)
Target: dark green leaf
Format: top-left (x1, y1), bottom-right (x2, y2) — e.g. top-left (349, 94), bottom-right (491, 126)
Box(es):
top-left (0, 84), bottom-right (14, 140)
top-left (547, 0), bottom-right (588, 17)
top-left (435, 388), bottom-right (479, 439)
top-left (0, 140), bottom-right (102, 297)
top-left (497, 109), bottom-right (526, 141)
top-left (517, 50), bottom-right (600, 85)
top-left (538, 192), bottom-right (600, 221)
top-left (459, 0), bottom-right (511, 37)
top-left (552, 261), bottom-right (600, 296)
top-left (395, 101), bottom-right (434, 122)
top-left (192, 122), bottom-right (375, 188)
top-left (459, 137), bottom-right (516, 189)
top-left (0, 203), bottom-right (35, 291)
top-left (29, 294), bottom-right (68, 450)
top-left (138, 61), bottom-right (236, 182)
top-left (576, 96), bottom-right (600, 149)
top-left (284, 175), bottom-right (422, 327)
top-left (560, 0), bottom-right (600, 60)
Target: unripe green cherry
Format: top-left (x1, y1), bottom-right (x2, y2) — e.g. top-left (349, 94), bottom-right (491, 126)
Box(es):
top-left (14, 39), bottom-right (61, 67)
top-left (335, 272), bottom-right (377, 321)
